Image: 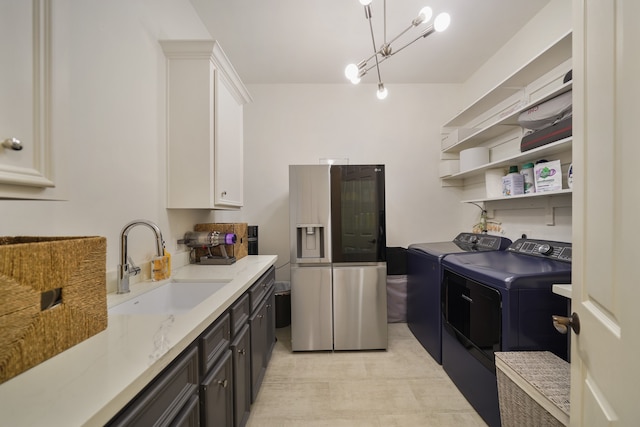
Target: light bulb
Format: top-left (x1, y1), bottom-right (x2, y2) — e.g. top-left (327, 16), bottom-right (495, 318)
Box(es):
top-left (434, 12), bottom-right (451, 32)
top-left (350, 76), bottom-right (361, 85)
top-left (376, 83), bottom-right (388, 100)
top-left (359, 0), bottom-right (372, 5)
top-left (345, 63), bottom-right (359, 80)
top-left (418, 7), bottom-right (433, 24)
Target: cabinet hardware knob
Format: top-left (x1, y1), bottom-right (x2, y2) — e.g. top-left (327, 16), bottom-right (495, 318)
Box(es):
top-left (2, 137), bottom-right (23, 151)
top-left (217, 379), bottom-right (228, 388)
top-left (552, 312), bottom-right (581, 335)
top-left (238, 348), bottom-right (246, 355)
top-left (258, 314), bottom-right (264, 319)
top-left (221, 190), bottom-right (227, 196)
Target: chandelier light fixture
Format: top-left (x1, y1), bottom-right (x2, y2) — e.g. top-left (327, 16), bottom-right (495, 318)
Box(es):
top-left (344, 0), bottom-right (451, 100)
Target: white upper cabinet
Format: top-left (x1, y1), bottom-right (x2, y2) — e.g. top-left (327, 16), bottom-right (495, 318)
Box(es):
top-left (160, 40), bottom-right (252, 209)
top-left (0, 0), bottom-right (55, 199)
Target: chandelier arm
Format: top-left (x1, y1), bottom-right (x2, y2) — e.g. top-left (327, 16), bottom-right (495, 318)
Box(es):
top-left (365, 4), bottom-right (383, 84)
top-left (362, 54), bottom-right (390, 74)
top-left (386, 23), bottom-right (418, 48)
top-left (387, 26), bottom-right (436, 58)
top-left (383, 0), bottom-right (387, 44)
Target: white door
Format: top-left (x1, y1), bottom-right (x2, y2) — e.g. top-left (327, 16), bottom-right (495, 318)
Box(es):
top-left (571, 0), bottom-right (640, 424)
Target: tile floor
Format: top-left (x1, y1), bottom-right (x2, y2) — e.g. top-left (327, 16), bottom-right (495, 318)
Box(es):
top-left (246, 323), bottom-right (487, 426)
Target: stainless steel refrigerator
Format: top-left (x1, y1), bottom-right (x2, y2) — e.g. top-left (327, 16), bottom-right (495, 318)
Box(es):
top-left (289, 164), bottom-right (387, 351)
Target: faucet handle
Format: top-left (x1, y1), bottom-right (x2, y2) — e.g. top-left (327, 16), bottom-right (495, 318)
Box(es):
top-left (127, 256), bottom-right (142, 276)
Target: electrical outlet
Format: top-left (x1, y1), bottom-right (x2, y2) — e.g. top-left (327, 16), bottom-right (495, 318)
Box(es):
top-left (520, 230), bottom-right (531, 239)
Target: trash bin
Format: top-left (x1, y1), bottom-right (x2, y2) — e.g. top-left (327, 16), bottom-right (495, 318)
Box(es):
top-left (386, 247), bottom-right (408, 323)
top-left (274, 281), bottom-right (291, 328)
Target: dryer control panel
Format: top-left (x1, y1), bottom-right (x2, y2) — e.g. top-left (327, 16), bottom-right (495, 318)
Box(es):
top-left (507, 239), bottom-right (572, 262)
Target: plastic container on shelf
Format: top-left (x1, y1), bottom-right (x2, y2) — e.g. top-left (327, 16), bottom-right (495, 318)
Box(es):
top-left (485, 168), bottom-right (505, 198)
top-left (502, 166), bottom-right (524, 196)
top-left (521, 163), bottom-right (536, 194)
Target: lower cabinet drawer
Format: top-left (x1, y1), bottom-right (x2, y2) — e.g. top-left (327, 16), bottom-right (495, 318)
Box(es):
top-left (200, 349), bottom-right (234, 427)
top-left (230, 294), bottom-right (250, 338)
top-left (200, 313), bottom-right (231, 375)
top-left (107, 346), bottom-right (199, 427)
top-left (249, 267), bottom-right (275, 312)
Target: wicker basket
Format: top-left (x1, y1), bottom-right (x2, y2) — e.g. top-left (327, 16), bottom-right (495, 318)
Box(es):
top-left (0, 236), bottom-right (107, 384)
top-left (495, 351), bottom-right (570, 427)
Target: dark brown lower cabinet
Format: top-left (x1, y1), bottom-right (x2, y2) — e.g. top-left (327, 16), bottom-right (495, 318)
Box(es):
top-left (250, 297), bottom-right (268, 403)
top-left (106, 346), bottom-right (199, 427)
top-left (231, 324), bottom-right (251, 427)
top-left (173, 394), bottom-right (200, 427)
top-left (107, 266), bottom-right (276, 427)
top-left (200, 349), bottom-right (234, 426)
top-left (265, 290), bottom-right (276, 362)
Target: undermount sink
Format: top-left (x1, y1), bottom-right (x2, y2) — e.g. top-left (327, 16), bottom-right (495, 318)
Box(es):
top-left (109, 281), bottom-right (228, 315)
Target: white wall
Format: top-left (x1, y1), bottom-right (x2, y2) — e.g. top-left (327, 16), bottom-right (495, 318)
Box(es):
top-left (1, 0), bottom-right (219, 291)
top-left (2, 0), bottom-right (573, 291)
top-left (215, 83), bottom-right (473, 281)
top-left (460, 0), bottom-right (572, 108)
top-left (455, 0), bottom-right (573, 243)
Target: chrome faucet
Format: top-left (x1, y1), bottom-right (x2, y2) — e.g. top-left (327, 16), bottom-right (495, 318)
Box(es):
top-left (117, 219), bottom-right (165, 294)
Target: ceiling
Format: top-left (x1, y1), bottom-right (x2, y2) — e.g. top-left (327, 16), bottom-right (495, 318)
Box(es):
top-left (191, 0), bottom-right (551, 85)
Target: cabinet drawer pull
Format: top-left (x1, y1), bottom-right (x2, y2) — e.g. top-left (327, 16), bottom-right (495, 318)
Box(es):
top-left (217, 379), bottom-right (228, 388)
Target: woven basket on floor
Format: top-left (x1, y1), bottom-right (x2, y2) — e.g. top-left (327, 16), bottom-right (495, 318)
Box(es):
top-left (0, 236), bottom-right (107, 384)
top-left (497, 368), bottom-right (566, 427)
top-left (496, 351), bottom-right (570, 427)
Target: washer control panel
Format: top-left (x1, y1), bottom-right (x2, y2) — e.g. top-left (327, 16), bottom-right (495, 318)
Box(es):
top-left (454, 232), bottom-right (512, 251)
top-left (507, 239), bottom-right (572, 262)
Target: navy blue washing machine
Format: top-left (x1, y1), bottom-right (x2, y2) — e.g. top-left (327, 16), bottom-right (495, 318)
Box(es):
top-left (407, 233), bottom-right (511, 364)
top-left (441, 239), bottom-right (572, 427)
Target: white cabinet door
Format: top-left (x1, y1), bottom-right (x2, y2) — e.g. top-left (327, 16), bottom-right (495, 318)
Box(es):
top-left (161, 40), bottom-right (250, 210)
top-left (0, 0), bottom-right (54, 196)
top-left (570, 0), bottom-right (640, 424)
top-left (214, 72), bottom-right (243, 208)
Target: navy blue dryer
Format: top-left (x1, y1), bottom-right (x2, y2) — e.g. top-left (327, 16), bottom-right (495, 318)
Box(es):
top-left (441, 239), bottom-right (572, 427)
top-left (406, 233), bottom-right (511, 364)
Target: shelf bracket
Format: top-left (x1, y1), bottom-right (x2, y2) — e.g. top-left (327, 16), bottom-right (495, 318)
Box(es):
top-left (441, 179), bottom-right (463, 188)
top-left (545, 198), bottom-right (556, 225)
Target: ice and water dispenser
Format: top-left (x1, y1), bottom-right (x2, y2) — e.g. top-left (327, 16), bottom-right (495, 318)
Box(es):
top-left (296, 224), bottom-right (325, 259)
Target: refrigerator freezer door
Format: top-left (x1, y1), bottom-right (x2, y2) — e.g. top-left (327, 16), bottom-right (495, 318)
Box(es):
top-left (291, 265), bottom-right (333, 351)
top-left (333, 263), bottom-right (388, 350)
top-left (289, 165), bottom-right (331, 264)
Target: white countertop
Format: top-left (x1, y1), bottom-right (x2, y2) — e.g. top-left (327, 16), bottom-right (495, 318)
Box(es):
top-left (0, 255), bottom-right (277, 427)
top-left (552, 284), bottom-right (572, 299)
